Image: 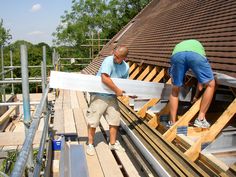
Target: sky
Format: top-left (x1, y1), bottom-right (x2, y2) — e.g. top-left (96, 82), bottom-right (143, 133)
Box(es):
top-left (0, 0), bottom-right (72, 46)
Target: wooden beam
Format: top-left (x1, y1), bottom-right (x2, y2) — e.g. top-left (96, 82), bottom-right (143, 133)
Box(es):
top-left (0, 131), bottom-right (42, 146)
top-left (148, 102), bottom-right (170, 128)
top-left (0, 106), bottom-right (17, 124)
top-left (184, 98), bottom-right (236, 161)
top-left (147, 112), bottom-right (159, 128)
top-left (153, 69), bottom-right (165, 82)
top-left (64, 108), bottom-right (77, 135)
top-left (187, 127), bottom-right (209, 137)
top-left (144, 67), bottom-right (158, 81)
top-left (129, 64), bottom-right (144, 80)
top-left (136, 69), bottom-right (167, 118)
top-left (137, 98), bottom-right (160, 118)
top-left (163, 97), bottom-right (202, 142)
top-left (137, 65), bottom-right (153, 81)
top-left (129, 63), bottom-right (137, 74)
top-left (140, 78), bottom-right (171, 122)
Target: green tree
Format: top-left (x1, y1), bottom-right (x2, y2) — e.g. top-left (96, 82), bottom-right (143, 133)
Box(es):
top-left (53, 0), bottom-right (150, 54)
top-left (0, 19), bottom-right (12, 46)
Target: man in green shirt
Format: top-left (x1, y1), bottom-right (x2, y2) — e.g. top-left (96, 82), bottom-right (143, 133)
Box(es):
top-left (169, 39), bottom-right (215, 128)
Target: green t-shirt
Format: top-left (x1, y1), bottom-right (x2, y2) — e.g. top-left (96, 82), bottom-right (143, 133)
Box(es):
top-left (172, 39), bottom-right (206, 57)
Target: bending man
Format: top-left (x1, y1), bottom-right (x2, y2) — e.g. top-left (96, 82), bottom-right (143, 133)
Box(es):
top-left (169, 39), bottom-right (215, 128)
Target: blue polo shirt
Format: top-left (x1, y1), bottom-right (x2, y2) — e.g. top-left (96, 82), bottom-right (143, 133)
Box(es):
top-left (96, 55), bottom-right (129, 96)
top-left (97, 55), bottom-right (129, 79)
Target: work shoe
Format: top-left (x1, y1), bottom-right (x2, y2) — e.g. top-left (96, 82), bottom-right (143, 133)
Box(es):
top-left (109, 141), bottom-right (125, 152)
top-left (194, 118), bottom-right (210, 128)
top-left (86, 144), bottom-right (95, 156)
top-left (166, 121), bottom-right (174, 128)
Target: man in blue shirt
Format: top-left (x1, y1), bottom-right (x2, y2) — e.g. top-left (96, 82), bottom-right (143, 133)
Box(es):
top-left (86, 46), bottom-right (129, 156)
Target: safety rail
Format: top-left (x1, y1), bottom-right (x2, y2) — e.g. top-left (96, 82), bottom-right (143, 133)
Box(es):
top-left (10, 86), bottom-right (50, 177)
top-left (0, 45), bottom-right (55, 177)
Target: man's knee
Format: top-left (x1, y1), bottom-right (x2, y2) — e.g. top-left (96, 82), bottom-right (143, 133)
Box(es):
top-left (171, 86), bottom-right (180, 97)
top-left (207, 79), bottom-right (215, 88)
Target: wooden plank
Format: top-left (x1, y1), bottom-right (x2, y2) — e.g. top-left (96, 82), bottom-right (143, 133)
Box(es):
top-left (129, 65), bottom-right (144, 80)
top-left (147, 111), bottom-right (159, 128)
top-left (73, 107), bottom-right (104, 177)
top-left (153, 68), bottom-right (165, 82)
top-left (54, 89), bottom-right (63, 109)
top-left (187, 127), bottom-right (209, 137)
top-left (184, 98), bottom-right (236, 161)
top-left (129, 63), bottom-right (137, 74)
top-left (63, 108), bottom-right (76, 135)
top-left (53, 109), bottom-right (64, 135)
top-left (100, 117), bottom-right (140, 177)
top-left (137, 76), bottom-right (170, 119)
top-left (204, 98), bottom-right (236, 142)
top-left (137, 98), bottom-right (160, 118)
top-left (137, 65), bottom-right (152, 81)
top-left (144, 67), bottom-right (158, 81)
top-left (63, 90), bottom-right (71, 109)
top-left (70, 91), bottom-right (80, 108)
top-left (163, 98), bottom-right (202, 142)
top-left (204, 154), bottom-right (229, 171)
top-left (75, 91), bottom-right (122, 177)
top-left (0, 131), bottom-right (42, 146)
top-left (148, 102), bottom-right (170, 128)
top-left (0, 106), bottom-right (16, 124)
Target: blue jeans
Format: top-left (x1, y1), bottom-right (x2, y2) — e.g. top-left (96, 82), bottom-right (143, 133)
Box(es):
top-left (170, 51), bottom-right (214, 86)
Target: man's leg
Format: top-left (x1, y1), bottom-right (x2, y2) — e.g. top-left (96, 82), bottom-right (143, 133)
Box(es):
top-left (198, 80), bottom-right (215, 120)
top-left (169, 86), bottom-right (180, 123)
top-left (109, 125), bottom-right (118, 144)
top-left (88, 126), bottom-right (96, 145)
top-left (192, 82), bottom-right (203, 103)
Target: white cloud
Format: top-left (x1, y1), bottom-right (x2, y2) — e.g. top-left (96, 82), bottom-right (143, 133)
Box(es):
top-left (30, 4), bottom-right (42, 12)
top-left (28, 31), bottom-right (44, 36)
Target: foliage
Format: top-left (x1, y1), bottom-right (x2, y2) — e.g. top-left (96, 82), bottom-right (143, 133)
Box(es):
top-left (0, 0), bottom-right (151, 96)
top-left (1, 40), bottom-right (53, 95)
top-left (0, 19), bottom-right (12, 46)
top-left (0, 150), bottom-right (18, 175)
top-left (53, 0), bottom-right (151, 52)
top-left (0, 149), bottom-right (42, 176)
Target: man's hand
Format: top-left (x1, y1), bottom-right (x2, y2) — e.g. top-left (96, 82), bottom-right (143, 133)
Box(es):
top-left (115, 89), bottom-right (125, 96)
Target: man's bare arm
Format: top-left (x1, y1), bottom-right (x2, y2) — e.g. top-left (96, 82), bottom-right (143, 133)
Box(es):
top-left (101, 73), bottom-right (124, 96)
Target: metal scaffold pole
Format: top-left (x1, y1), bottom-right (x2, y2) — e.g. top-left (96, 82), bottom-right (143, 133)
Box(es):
top-left (10, 50), bottom-right (14, 94)
top-left (42, 46), bottom-right (47, 112)
top-left (1, 45), bottom-right (6, 102)
top-left (20, 45), bottom-right (34, 176)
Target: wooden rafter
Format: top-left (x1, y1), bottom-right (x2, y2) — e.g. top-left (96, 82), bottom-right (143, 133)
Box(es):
top-left (144, 67), bottom-right (158, 81)
top-left (137, 98), bottom-right (160, 118)
top-left (137, 65), bottom-right (153, 81)
top-left (184, 98), bottom-right (236, 161)
top-left (129, 64), bottom-right (144, 80)
top-left (153, 68), bottom-right (165, 82)
top-left (137, 69), bottom-right (167, 118)
top-left (0, 106), bottom-right (17, 125)
top-left (129, 63), bottom-right (137, 74)
top-left (163, 97), bottom-right (202, 142)
top-left (146, 78), bottom-right (172, 127)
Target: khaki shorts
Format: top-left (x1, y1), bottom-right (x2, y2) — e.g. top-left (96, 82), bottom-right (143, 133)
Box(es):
top-left (86, 94), bottom-right (121, 128)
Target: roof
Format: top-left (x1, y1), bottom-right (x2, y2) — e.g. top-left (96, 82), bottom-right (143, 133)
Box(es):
top-left (83, 0), bottom-right (236, 78)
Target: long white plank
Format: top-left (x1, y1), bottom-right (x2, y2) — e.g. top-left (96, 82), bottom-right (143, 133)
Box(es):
top-left (50, 71), bottom-right (166, 99)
